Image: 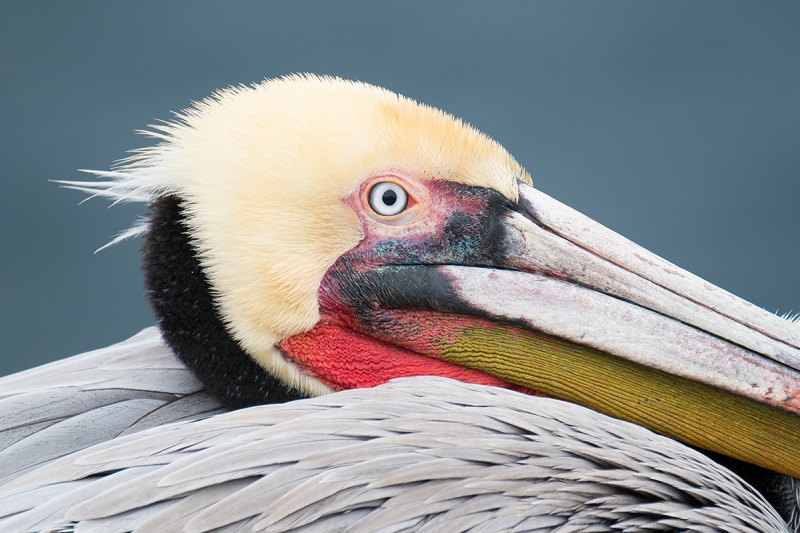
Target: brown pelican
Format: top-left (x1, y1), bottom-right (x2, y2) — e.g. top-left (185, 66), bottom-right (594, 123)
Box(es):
top-left (0, 75), bottom-right (798, 531)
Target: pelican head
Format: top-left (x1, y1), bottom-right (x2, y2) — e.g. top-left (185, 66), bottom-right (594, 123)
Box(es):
top-left (65, 75), bottom-right (800, 486)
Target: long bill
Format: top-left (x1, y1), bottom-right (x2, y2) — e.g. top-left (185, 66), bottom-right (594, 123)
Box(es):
top-left (356, 183), bottom-right (800, 478)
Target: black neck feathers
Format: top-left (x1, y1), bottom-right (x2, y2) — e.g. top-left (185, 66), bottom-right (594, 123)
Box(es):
top-left (142, 196), bottom-right (304, 409)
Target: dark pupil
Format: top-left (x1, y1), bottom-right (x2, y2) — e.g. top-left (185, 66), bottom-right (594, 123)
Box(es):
top-left (382, 189), bottom-right (397, 206)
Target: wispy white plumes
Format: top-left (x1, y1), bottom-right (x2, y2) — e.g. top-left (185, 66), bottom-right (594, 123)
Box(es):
top-left (55, 169), bottom-right (158, 205)
top-left (54, 169), bottom-right (163, 250)
top-left (94, 216), bottom-right (150, 253)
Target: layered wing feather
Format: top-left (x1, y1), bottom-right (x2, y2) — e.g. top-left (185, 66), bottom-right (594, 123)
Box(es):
top-left (0, 376), bottom-right (788, 533)
top-left (0, 328), bottom-right (225, 488)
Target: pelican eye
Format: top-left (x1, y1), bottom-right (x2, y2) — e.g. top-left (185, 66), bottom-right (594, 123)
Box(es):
top-left (368, 182), bottom-right (408, 216)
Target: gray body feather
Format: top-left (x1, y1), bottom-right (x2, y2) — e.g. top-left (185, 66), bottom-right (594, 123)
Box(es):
top-left (0, 328), bottom-right (225, 486)
top-left (0, 330), bottom-right (790, 532)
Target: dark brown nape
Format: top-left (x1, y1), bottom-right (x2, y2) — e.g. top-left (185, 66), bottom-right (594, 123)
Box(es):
top-left (142, 195), bottom-right (304, 409)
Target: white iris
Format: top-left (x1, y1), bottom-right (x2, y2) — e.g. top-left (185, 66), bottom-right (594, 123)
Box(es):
top-left (368, 182), bottom-right (408, 216)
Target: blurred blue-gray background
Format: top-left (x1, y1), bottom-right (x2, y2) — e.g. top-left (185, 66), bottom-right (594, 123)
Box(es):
top-left (2, 1), bottom-right (799, 376)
